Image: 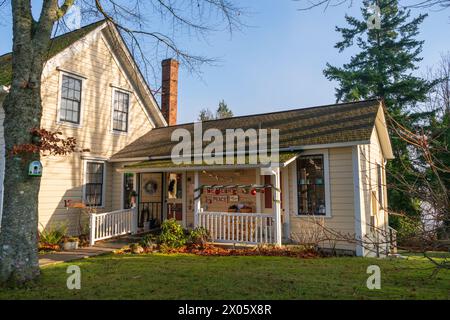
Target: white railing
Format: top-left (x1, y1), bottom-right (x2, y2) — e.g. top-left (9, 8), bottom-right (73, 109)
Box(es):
top-left (90, 208), bottom-right (138, 246)
top-left (198, 211), bottom-right (275, 245)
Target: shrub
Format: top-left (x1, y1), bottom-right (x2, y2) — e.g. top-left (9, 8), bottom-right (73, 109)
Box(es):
top-left (158, 219), bottom-right (186, 248)
top-left (394, 216), bottom-right (422, 245)
top-left (188, 227), bottom-right (210, 246)
top-left (39, 223), bottom-right (67, 246)
top-left (139, 234), bottom-right (155, 249)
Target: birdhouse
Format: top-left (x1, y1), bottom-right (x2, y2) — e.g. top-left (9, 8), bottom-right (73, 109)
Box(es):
top-left (28, 161), bottom-right (43, 177)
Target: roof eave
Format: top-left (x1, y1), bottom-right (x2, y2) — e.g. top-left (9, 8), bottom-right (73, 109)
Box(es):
top-left (375, 103), bottom-right (395, 160)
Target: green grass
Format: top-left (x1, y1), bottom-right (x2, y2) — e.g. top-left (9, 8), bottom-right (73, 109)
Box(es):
top-left (0, 254), bottom-right (448, 300)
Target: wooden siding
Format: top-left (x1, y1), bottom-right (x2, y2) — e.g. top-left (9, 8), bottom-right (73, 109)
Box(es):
top-left (38, 31), bottom-right (156, 234)
top-left (359, 127), bottom-right (389, 256)
top-left (289, 147), bottom-right (357, 252)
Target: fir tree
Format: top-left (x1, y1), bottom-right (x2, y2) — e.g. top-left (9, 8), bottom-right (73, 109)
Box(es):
top-left (198, 100), bottom-right (234, 121)
top-left (216, 100), bottom-right (234, 119)
top-left (324, 0), bottom-right (436, 223)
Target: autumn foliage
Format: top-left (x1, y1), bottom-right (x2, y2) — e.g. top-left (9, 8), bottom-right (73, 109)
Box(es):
top-left (11, 128), bottom-right (83, 157)
top-left (116, 242), bottom-right (319, 258)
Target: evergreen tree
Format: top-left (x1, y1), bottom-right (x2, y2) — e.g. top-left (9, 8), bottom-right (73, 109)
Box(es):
top-left (198, 100), bottom-right (234, 121)
top-left (324, 0), bottom-right (436, 223)
top-left (216, 100), bottom-right (234, 119)
top-left (198, 108), bottom-right (215, 121)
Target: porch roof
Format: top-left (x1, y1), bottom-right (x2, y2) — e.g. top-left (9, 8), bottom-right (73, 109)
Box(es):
top-left (111, 99), bottom-right (383, 161)
top-left (117, 152), bottom-right (300, 173)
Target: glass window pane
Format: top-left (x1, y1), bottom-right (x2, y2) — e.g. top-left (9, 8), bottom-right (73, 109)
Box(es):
top-left (297, 155), bottom-right (326, 215)
top-left (60, 75), bottom-right (82, 124)
top-left (113, 91), bottom-right (129, 132)
top-left (85, 162), bottom-right (104, 206)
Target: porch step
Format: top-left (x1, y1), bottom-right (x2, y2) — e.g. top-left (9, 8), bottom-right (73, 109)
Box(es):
top-left (94, 231), bottom-right (158, 248)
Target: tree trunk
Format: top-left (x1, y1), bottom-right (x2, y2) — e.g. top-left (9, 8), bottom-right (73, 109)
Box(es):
top-left (0, 81), bottom-right (42, 284)
top-left (0, 0), bottom-right (58, 285)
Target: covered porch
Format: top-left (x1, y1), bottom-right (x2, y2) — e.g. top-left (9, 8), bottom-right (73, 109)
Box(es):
top-left (89, 153), bottom-right (298, 246)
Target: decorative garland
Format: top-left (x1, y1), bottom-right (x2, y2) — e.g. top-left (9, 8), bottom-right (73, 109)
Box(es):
top-left (194, 183), bottom-right (281, 201)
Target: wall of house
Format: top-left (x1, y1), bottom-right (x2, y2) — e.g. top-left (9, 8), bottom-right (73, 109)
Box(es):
top-left (38, 31), bottom-right (156, 235)
top-left (359, 127), bottom-right (389, 256)
top-left (288, 147), bottom-right (357, 253)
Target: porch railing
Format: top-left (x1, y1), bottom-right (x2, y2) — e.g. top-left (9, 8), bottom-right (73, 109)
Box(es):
top-left (198, 211), bottom-right (275, 245)
top-left (90, 208), bottom-right (137, 246)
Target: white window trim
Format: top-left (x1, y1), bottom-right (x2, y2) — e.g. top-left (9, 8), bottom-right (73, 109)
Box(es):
top-left (292, 149), bottom-right (332, 218)
top-left (111, 87), bottom-right (131, 135)
top-left (82, 160), bottom-right (106, 208)
top-left (56, 70), bottom-right (86, 128)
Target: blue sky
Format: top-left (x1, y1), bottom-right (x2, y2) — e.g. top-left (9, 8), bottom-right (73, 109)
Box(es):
top-left (0, 1), bottom-right (448, 124)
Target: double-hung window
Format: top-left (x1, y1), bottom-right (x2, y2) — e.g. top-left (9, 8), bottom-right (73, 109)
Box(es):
top-left (113, 90), bottom-right (130, 132)
top-left (297, 154), bottom-right (328, 216)
top-left (60, 74), bottom-right (82, 124)
top-left (85, 162), bottom-right (105, 207)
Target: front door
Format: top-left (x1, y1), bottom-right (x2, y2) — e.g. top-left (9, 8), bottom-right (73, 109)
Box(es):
top-left (139, 173), bottom-right (163, 229)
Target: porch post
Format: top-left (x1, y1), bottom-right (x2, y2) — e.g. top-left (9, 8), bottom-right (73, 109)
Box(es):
top-left (194, 171), bottom-right (200, 227)
top-left (89, 213), bottom-right (96, 246)
top-left (273, 167), bottom-right (282, 246)
top-left (131, 206), bottom-right (138, 235)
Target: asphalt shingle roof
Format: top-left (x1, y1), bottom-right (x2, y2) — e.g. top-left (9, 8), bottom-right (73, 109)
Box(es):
top-left (0, 20), bottom-right (105, 86)
top-left (112, 99), bottom-right (382, 160)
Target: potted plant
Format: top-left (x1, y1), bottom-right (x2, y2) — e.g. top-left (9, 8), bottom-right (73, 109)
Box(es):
top-left (62, 237), bottom-right (79, 251)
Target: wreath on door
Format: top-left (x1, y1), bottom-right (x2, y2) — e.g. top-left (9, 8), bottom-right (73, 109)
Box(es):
top-left (144, 180), bottom-right (158, 195)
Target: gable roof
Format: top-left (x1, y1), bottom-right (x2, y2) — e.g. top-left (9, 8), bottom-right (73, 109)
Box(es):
top-left (0, 20), bottom-right (105, 86)
top-left (111, 99), bottom-right (390, 161)
top-left (0, 20), bottom-right (167, 127)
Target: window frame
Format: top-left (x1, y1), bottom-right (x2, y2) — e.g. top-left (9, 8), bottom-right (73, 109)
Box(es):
top-left (292, 149), bottom-right (331, 218)
top-left (57, 71), bottom-right (86, 127)
top-left (83, 160), bottom-right (106, 208)
top-left (111, 87), bottom-right (131, 134)
top-left (121, 172), bottom-right (137, 210)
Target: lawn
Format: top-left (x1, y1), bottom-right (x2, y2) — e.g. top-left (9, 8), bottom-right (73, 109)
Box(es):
top-left (0, 253), bottom-right (448, 300)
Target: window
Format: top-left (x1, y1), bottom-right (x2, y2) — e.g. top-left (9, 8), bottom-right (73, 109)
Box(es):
top-left (377, 164), bottom-right (383, 209)
top-left (167, 173), bottom-right (183, 200)
top-left (60, 74), bottom-right (82, 124)
top-left (297, 155), bottom-right (327, 215)
top-left (123, 173), bottom-right (135, 209)
top-left (85, 162), bottom-right (104, 206)
top-left (113, 90), bottom-right (129, 132)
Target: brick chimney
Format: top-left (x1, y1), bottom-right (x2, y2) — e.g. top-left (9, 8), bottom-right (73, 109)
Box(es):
top-left (161, 58), bottom-right (179, 126)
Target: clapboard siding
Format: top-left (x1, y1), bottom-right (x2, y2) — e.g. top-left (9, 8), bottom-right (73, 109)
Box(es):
top-left (359, 127), bottom-right (388, 256)
top-left (289, 147), bottom-right (356, 252)
top-left (38, 30), bottom-right (157, 234)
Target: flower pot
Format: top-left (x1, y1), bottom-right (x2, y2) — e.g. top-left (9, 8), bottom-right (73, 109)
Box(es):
top-left (63, 241), bottom-right (79, 251)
